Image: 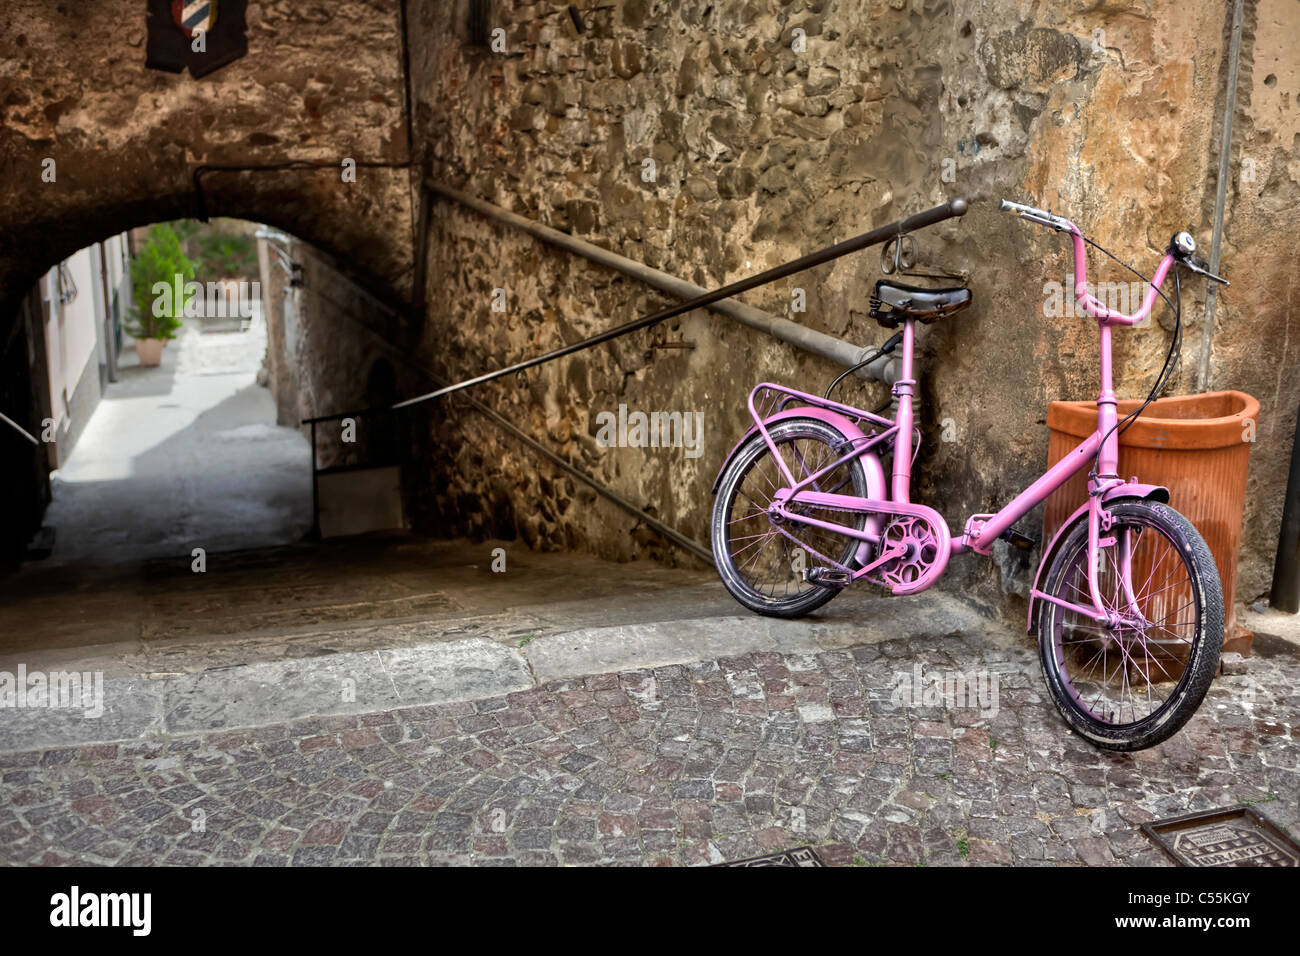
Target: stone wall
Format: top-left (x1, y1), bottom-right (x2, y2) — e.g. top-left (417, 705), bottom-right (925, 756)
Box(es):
top-left (407, 0), bottom-right (1299, 619)
top-left (2, 0), bottom-right (1294, 623)
top-left (259, 235), bottom-right (426, 475)
top-left (1205, 0), bottom-right (1300, 603)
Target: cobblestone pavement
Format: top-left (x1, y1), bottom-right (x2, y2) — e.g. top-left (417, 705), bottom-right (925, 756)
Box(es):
top-left (2, 629), bottom-right (1296, 866)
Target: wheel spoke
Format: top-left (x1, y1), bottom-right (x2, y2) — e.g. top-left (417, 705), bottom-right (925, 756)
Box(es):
top-left (714, 421), bottom-right (868, 615)
top-left (1040, 507), bottom-right (1208, 734)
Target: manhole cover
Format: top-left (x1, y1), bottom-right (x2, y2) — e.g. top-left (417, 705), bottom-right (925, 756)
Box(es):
top-left (1141, 805), bottom-right (1300, 867)
top-left (717, 847), bottom-right (826, 867)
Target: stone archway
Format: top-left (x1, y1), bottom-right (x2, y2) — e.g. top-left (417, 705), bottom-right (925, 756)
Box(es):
top-left (0, 0), bottom-right (419, 330)
top-left (0, 1), bottom-right (429, 562)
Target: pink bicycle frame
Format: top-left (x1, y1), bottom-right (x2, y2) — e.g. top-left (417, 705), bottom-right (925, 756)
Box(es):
top-left (737, 215), bottom-right (1176, 624)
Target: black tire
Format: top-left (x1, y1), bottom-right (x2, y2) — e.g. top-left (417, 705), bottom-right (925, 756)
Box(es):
top-left (1036, 499), bottom-right (1223, 751)
top-left (711, 418), bottom-right (871, 618)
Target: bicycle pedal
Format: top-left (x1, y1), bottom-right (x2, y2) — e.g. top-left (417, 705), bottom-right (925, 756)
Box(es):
top-left (999, 527), bottom-right (1038, 551)
top-left (803, 567), bottom-right (851, 588)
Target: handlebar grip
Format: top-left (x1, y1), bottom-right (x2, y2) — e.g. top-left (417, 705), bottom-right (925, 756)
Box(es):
top-left (1000, 198), bottom-right (1049, 218)
top-left (1001, 198), bottom-right (1074, 233)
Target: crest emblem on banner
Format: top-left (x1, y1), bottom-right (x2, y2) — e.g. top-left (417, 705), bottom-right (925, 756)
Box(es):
top-left (171, 0), bottom-right (218, 38)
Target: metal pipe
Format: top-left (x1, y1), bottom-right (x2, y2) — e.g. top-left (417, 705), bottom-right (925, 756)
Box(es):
top-left (1196, 0), bottom-right (1244, 391)
top-left (97, 242), bottom-right (118, 383)
top-left (426, 181), bottom-right (909, 382)
top-left (1270, 404), bottom-right (1300, 613)
top-left (395, 184), bottom-right (965, 414)
top-left (309, 420), bottom-right (320, 541)
top-left (0, 411), bottom-right (40, 447)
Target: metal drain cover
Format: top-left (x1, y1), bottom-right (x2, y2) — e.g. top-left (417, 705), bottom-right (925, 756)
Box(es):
top-left (1141, 805), bottom-right (1300, 866)
top-left (717, 847), bottom-right (826, 867)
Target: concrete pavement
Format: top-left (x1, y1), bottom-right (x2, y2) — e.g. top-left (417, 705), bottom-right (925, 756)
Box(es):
top-left (40, 311), bottom-right (310, 565)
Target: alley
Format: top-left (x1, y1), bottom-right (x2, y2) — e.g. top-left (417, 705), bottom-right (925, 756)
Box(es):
top-left (2, 0), bottom-right (1298, 884)
top-left (1, 318), bottom-right (1296, 866)
top-left (39, 310), bottom-right (310, 565)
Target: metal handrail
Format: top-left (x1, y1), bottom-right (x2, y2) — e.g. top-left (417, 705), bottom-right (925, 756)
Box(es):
top-left (390, 189), bottom-right (966, 413)
top-left (305, 193), bottom-right (968, 424)
top-left (288, 252), bottom-right (715, 560)
top-left (0, 411), bottom-right (39, 446)
top-left (297, 194), bottom-right (970, 560)
top-left (425, 181), bottom-right (906, 383)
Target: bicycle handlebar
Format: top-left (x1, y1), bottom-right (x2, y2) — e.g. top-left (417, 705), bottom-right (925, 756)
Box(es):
top-left (997, 198), bottom-right (1074, 233)
top-left (998, 197), bottom-right (1224, 326)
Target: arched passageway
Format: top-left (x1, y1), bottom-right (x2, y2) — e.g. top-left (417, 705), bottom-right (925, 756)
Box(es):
top-left (1, 1), bottom-right (430, 568)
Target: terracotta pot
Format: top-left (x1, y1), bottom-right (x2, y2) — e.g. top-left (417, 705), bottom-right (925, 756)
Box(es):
top-left (1045, 390), bottom-right (1260, 656)
top-left (135, 338), bottom-right (165, 366)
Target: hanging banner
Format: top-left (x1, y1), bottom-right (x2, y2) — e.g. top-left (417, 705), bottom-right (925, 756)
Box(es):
top-left (145, 0), bottom-right (248, 78)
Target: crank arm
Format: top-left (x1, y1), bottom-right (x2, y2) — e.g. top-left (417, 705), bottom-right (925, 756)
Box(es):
top-left (855, 543), bottom-right (907, 576)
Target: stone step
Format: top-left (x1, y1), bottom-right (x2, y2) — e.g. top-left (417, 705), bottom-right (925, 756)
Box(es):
top-left (0, 592), bottom-right (994, 753)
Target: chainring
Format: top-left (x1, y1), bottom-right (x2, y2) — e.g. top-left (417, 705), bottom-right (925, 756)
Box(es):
top-left (873, 514), bottom-right (944, 594)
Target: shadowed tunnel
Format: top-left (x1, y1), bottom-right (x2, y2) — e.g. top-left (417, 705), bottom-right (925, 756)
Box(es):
top-left (0, 1), bottom-right (433, 571)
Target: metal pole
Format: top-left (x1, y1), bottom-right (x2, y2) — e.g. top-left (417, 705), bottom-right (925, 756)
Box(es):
top-left (0, 411), bottom-right (40, 446)
top-left (395, 190), bottom-right (966, 411)
top-left (309, 420), bottom-right (320, 540)
top-left (427, 181), bottom-right (904, 386)
top-left (1270, 404), bottom-right (1300, 613)
top-left (291, 265), bottom-right (714, 564)
top-left (98, 242), bottom-right (118, 383)
top-left (1196, 0), bottom-right (1244, 391)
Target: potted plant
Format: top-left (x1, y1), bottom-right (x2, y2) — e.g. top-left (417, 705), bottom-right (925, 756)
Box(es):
top-left (125, 223), bottom-right (194, 365)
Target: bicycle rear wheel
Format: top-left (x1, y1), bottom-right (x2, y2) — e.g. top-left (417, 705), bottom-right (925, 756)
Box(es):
top-left (1036, 500), bottom-right (1223, 751)
top-left (711, 418), bottom-right (869, 618)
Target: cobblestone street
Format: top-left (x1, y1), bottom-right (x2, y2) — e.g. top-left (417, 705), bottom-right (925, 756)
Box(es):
top-left (3, 626), bottom-right (1295, 867)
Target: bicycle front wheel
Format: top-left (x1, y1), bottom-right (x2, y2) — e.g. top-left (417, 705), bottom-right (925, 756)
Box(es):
top-left (711, 417), bottom-right (870, 618)
top-left (1036, 499), bottom-right (1223, 751)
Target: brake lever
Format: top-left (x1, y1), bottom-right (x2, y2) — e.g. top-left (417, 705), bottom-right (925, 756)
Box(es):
top-left (1182, 255), bottom-right (1229, 286)
top-left (1019, 212), bottom-right (1072, 233)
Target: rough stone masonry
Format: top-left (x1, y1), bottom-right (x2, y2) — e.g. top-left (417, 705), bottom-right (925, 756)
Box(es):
top-left (407, 0), bottom-right (1299, 626)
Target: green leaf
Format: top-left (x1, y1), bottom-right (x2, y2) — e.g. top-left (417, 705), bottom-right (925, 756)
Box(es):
top-left (125, 223), bottom-right (198, 342)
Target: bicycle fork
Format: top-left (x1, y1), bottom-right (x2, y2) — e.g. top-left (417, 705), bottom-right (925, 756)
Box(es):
top-left (1081, 324), bottom-right (1150, 632)
top-left (1085, 494), bottom-right (1150, 631)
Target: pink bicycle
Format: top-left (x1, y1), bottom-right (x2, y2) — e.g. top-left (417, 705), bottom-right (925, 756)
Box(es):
top-left (712, 198), bottom-right (1229, 751)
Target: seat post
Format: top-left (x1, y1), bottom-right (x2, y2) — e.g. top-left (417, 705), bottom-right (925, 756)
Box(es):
top-left (891, 318), bottom-right (918, 503)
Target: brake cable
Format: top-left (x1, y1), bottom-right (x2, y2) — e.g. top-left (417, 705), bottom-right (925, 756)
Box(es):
top-left (823, 331), bottom-right (903, 400)
top-left (827, 232), bottom-right (1187, 486)
top-left (1079, 235), bottom-right (1184, 482)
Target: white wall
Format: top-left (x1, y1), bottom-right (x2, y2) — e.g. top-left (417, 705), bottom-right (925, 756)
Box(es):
top-left (43, 247), bottom-right (100, 430)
